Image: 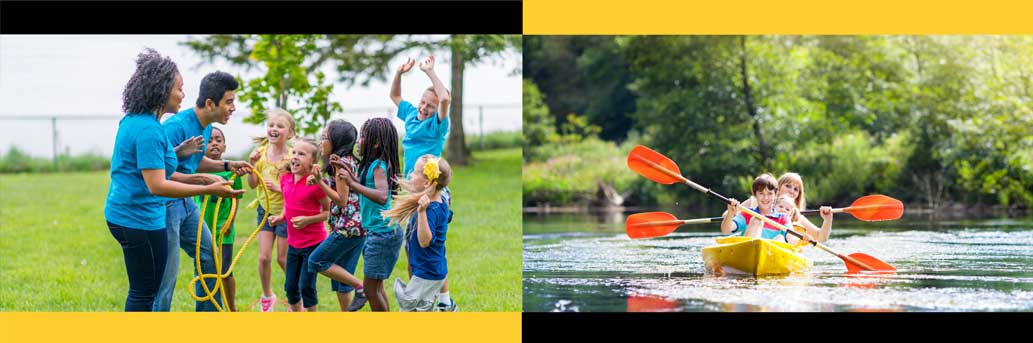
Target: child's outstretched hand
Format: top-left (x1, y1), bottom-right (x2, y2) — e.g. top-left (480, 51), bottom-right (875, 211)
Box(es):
top-left (335, 164), bottom-right (357, 186)
top-left (419, 55), bottom-right (435, 72)
top-left (174, 135), bottom-right (205, 158)
top-left (397, 57), bottom-right (416, 74)
top-left (307, 164), bottom-right (321, 185)
top-left (206, 181), bottom-right (246, 198)
top-left (329, 154), bottom-right (347, 170)
top-left (268, 215), bottom-right (283, 226)
top-left (264, 179), bottom-right (280, 193)
top-left (418, 194), bottom-right (431, 212)
top-left (249, 149), bottom-right (261, 165)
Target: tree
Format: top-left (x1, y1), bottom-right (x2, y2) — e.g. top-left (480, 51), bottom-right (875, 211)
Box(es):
top-left (443, 35), bottom-right (522, 165)
top-left (182, 34), bottom-right (520, 165)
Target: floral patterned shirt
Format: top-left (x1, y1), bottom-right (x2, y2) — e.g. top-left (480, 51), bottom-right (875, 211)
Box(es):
top-left (326, 156), bottom-right (364, 237)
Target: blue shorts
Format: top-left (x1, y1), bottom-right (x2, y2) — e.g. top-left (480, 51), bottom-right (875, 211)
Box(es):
top-left (219, 244), bottom-right (233, 276)
top-left (307, 232), bottom-right (366, 293)
top-left (257, 205), bottom-right (287, 238)
top-left (362, 227), bottom-right (403, 280)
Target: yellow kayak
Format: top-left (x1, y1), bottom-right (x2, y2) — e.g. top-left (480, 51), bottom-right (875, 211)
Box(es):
top-left (701, 236), bottom-right (812, 276)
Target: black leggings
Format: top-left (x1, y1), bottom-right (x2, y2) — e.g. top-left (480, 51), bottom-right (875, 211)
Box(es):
top-left (108, 221), bottom-right (168, 312)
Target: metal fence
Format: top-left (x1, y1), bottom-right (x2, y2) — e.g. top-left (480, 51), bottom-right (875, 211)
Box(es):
top-left (0, 103), bottom-right (521, 164)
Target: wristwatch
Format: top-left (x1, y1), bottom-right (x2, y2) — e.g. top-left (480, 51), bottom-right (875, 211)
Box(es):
top-left (223, 160), bottom-right (230, 172)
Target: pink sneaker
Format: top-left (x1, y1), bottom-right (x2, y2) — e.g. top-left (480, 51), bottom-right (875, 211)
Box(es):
top-left (260, 295), bottom-right (276, 312)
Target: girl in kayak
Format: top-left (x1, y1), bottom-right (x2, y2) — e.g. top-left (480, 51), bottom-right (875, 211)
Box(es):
top-left (720, 173), bottom-right (794, 242)
top-left (741, 173), bottom-right (833, 243)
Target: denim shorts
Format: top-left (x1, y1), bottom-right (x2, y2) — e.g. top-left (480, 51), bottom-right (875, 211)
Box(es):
top-left (362, 227), bottom-right (403, 280)
top-left (219, 244), bottom-right (233, 276)
top-left (307, 232), bottom-right (366, 293)
top-left (257, 205), bottom-right (287, 238)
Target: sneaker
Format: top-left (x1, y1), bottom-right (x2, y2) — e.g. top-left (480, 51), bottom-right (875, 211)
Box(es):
top-left (347, 288), bottom-right (368, 312)
top-left (435, 299), bottom-right (458, 312)
top-left (260, 295), bottom-right (276, 312)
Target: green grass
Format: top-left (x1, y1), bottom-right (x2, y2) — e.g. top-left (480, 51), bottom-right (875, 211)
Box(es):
top-left (0, 148), bottom-right (522, 312)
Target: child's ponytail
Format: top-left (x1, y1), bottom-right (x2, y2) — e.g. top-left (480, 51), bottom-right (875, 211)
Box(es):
top-left (381, 155), bottom-right (452, 228)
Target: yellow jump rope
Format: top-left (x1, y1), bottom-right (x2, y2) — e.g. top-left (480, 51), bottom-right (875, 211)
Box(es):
top-left (189, 171), bottom-right (270, 312)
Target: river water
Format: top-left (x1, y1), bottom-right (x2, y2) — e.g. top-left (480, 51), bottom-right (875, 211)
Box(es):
top-left (523, 211), bottom-right (1033, 312)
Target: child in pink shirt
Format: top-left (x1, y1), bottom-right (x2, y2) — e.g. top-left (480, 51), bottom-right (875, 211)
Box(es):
top-left (267, 138), bottom-right (329, 311)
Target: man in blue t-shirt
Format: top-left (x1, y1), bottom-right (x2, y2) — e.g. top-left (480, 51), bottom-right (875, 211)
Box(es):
top-left (389, 55), bottom-right (457, 311)
top-left (153, 71), bottom-right (253, 312)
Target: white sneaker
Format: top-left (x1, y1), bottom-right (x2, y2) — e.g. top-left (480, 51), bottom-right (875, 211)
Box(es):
top-left (435, 299), bottom-right (458, 312)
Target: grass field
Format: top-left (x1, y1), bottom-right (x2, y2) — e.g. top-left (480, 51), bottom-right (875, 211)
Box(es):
top-left (0, 148), bottom-right (521, 312)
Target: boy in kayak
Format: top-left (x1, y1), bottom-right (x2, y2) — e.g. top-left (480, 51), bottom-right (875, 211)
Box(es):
top-left (720, 173), bottom-right (794, 242)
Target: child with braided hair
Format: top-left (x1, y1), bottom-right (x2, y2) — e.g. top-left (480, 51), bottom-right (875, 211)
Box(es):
top-left (337, 117), bottom-right (402, 311)
top-left (382, 155), bottom-right (454, 312)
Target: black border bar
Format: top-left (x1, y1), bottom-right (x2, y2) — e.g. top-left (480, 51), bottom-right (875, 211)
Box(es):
top-left (0, 1), bottom-right (522, 34)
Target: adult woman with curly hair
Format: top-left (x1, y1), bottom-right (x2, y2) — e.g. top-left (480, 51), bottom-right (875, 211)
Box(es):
top-left (104, 49), bottom-right (244, 311)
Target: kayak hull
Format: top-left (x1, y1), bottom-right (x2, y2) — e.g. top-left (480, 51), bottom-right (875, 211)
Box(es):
top-left (701, 236), bottom-right (812, 276)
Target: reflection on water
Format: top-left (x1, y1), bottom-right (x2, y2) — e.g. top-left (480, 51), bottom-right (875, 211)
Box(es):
top-left (524, 211), bottom-right (1033, 312)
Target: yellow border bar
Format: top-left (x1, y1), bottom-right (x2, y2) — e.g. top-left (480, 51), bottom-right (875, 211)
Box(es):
top-left (1, 313), bottom-right (521, 343)
top-left (525, 0), bottom-right (1033, 34)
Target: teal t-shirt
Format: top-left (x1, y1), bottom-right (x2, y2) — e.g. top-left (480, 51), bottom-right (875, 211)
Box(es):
top-left (104, 113), bottom-right (178, 230)
top-left (162, 107), bottom-right (213, 175)
top-left (359, 159), bottom-right (398, 233)
top-left (397, 100), bottom-right (449, 176)
top-left (194, 171), bottom-right (244, 244)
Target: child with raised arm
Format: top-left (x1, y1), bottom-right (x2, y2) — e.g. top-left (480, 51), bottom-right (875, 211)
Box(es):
top-left (390, 55), bottom-right (456, 311)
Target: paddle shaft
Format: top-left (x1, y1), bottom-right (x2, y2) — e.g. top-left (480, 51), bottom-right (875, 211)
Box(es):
top-left (630, 218), bottom-right (716, 227)
top-left (629, 153), bottom-right (878, 271)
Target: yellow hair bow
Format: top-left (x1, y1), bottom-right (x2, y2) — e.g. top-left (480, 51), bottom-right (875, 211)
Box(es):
top-left (422, 158), bottom-right (441, 183)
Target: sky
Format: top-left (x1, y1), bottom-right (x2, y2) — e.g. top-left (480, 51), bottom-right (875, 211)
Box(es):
top-left (0, 35), bottom-right (522, 158)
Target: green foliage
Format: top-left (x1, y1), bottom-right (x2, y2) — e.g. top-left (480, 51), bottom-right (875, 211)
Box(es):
top-left (523, 137), bottom-right (637, 205)
top-left (468, 131), bottom-right (523, 151)
top-left (522, 78), bottom-right (555, 152)
top-left (523, 36), bottom-right (637, 141)
top-left (241, 35), bottom-right (343, 135)
top-left (783, 131), bottom-right (912, 206)
top-left (0, 146), bottom-right (109, 174)
top-left (525, 35), bottom-right (1033, 209)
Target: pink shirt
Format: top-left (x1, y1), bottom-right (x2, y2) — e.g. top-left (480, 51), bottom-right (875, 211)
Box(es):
top-left (281, 173), bottom-right (328, 249)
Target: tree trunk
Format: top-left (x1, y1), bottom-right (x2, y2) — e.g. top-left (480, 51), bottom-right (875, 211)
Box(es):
top-left (739, 36), bottom-right (769, 167)
top-left (446, 37), bottom-right (471, 165)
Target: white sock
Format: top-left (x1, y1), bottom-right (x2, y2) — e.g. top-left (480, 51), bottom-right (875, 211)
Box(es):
top-left (437, 292), bottom-right (451, 305)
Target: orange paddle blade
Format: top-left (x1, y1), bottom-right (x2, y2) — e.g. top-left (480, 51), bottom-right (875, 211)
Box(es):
top-left (627, 145), bottom-right (684, 185)
top-left (843, 253), bottom-right (896, 274)
top-left (626, 212), bottom-right (682, 239)
top-left (627, 295), bottom-right (681, 312)
top-left (844, 195), bottom-right (904, 221)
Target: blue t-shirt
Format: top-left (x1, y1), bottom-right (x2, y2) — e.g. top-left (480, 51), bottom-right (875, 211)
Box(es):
top-left (162, 107), bottom-right (212, 175)
top-left (397, 100), bottom-right (449, 176)
top-left (104, 113), bottom-right (178, 230)
top-left (731, 207), bottom-right (793, 241)
top-left (359, 159), bottom-right (398, 233)
top-left (406, 201), bottom-right (452, 280)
